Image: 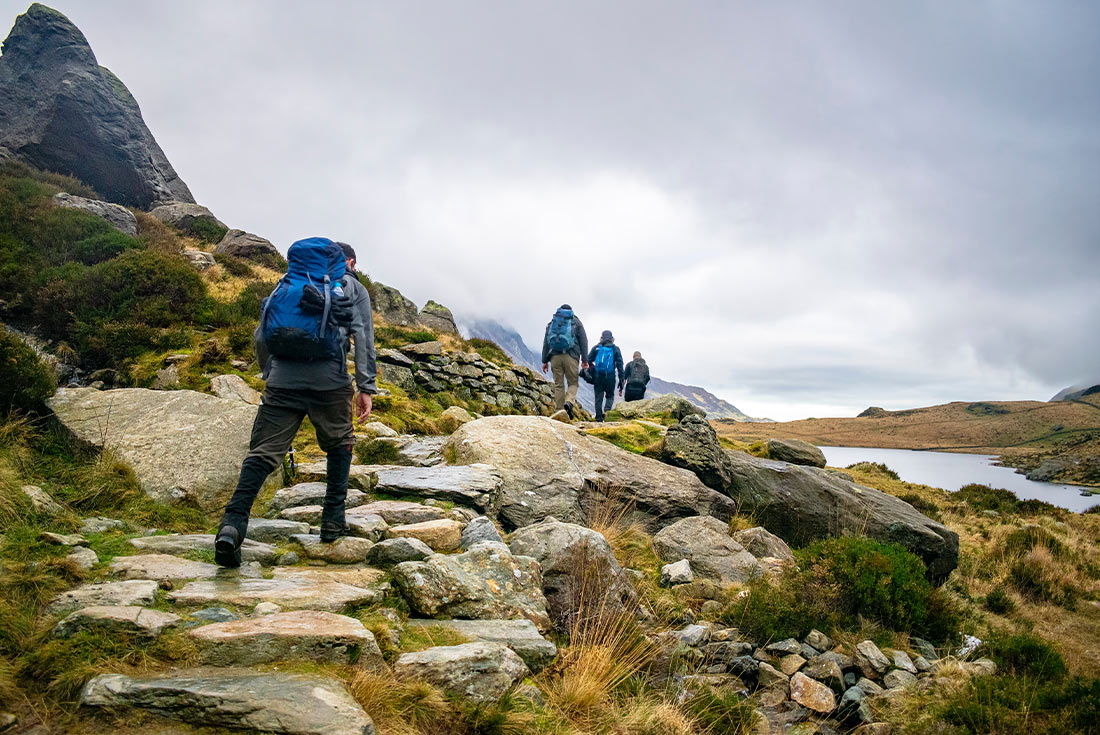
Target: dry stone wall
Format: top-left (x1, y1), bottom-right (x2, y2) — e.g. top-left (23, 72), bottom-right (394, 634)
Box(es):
top-left (378, 342), bottom-right (554, 414)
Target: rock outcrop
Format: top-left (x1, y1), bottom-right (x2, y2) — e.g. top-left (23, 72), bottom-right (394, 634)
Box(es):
top-left (213, 228), bottom-right (279, 262)
top-left (661, 415), bottom-right (959, 581)
top-left (766, 438), bottom-right (826, 468)
top-left (444, 416), bottom-right (738, 531)
top-left (418, 300), bottom-right (459, 334)
top-left (394, 642), bottom-right (528, 703)
top-left (0, 4), bottom-right (194, 207)
top-left (47, 387), bottom-right (259, 508)
top-left (149, 202), bottom-right (225, 237)
top-left (652, 516), bottom-right (762, 584)
top-left (371, 281), bottom-right (420, 326)
top-left (53, 192), bottom-right (137, 236)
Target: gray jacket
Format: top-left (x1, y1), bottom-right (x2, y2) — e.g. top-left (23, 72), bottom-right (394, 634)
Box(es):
top-left (255, 275), bottom-right (378, 394)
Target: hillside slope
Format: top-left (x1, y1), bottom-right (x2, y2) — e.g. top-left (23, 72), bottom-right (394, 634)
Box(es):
top-left (715, 396), bottom-right (1100, 486)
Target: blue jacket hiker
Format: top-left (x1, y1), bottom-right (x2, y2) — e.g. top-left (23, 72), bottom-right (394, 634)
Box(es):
top-left (587, 330), bottom-right (624, 422)
top-left (214, 239), bottom-right (377, 568)
top-left (541, 304), bottom-right (589, 418)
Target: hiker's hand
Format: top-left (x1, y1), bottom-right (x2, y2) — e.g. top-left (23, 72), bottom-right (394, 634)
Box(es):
top-left (618, 387), bottom-right (623, 397)
top-left (541, 363), bottom-right (548, 374)
top-left (355, 393), bottom-right (372, 419)
top-left (581, 361), bottom-right (590, 370)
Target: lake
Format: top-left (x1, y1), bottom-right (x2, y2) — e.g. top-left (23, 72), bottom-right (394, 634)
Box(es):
top-left (819, 446), bottom-right (1098, 513)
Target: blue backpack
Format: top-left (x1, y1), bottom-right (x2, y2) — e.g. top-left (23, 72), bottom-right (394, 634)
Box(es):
top-left (595, 344), bottom-right (615, 376)
top-left (260, 237), bottom-right (347, 361)
top-left (546, 308), bottom-right (575, 353)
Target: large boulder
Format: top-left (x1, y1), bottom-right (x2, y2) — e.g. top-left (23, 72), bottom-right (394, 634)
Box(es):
top-left (443, 416), bottom-right (738, 531)
top-left (391, 543), bottom-right (550, 630)
top-left (81, 670), bottom-right (375, 735)
top-left (371, 281), bottom-right (420, 327)
top-left (613, 394), bottom-right (706, 421)
top-left (213, 229), bottom-right (279, 263)
top-left (418, 300), bottom-right (459, 334)
top-left (767, 438), bottom-right (826, 468)
top-left (149, 202), bottom-right (226, 238)
top-left (652, 516), bottom-right (762, 584)
top-left (661, 415), bottom-right (959, 581)
top-left (508, 519), bottom-right (637, 627)
top-left (47, 387), bottom-right (258, 509)
top-left (0, 5), bottom-right (194, 207)
top-left (53, 192), bottom-right (137, 236)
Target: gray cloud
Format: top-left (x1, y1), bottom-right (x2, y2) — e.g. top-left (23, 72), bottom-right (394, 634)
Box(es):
top-left (4, 0), bottom-right (1097, 420)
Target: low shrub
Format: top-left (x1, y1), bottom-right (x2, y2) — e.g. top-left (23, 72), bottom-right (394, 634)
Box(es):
top-left (899, 492), bottom-right (942, 521)
top-left (1015, 498), bottom-right (1064, 517)
top-left (985, 632), bottom-right (1067, 680)
top-left (214, 252), bottom-right (255, 278)
top-left (187, 218), bottom-right (228, 245)
top-left (956, 483), bottom-right (1019, 514)
top-left (1085, 504), bottom-right (1100, 515)
top-left (1007, 548), bottom-right (1078, 607)
top-left (719, 575), bottom-right (830, 642)
top-left (0, 330), bottom-right (56, 413)
top-left (1003, 525), bottom-right (1068, 559)
top-left (983, 586), bottom-right (1015, 614)
top-left (846, 461), bottom-right (899, 480)
top-left (354, 437), bottom-right (401, 465)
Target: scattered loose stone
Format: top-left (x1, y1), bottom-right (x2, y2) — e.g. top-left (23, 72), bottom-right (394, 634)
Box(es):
top-left (246, 518), bottom-right (311, 544)
top-left (392, 544), bottom-right (550, 630)
top-left (856, 677), bottom-right (885, 696)
top-left (913, 655), bottom-right (932, 672)
top-left (291, 534), bottom-right (373, 563)
top-left (277, 552), bottom-right (300, 566)
top-left (779, 653), bottom-right (807, 676)
top-left (757, 661), bottom-right (790, 689)
top-left (54, 606), bottom-right (181, 639)
top-left (168, 577), bottom-right (381, 612)
top-left (349, 500), bottom-right (446, 525)
top-left (461, 516), bottom-right (503, 549)
top-left (209, 374), bottom-right (261, 405)
top-left (191, 610), bottom-right (384, 669)
top-left (883, 669), bottom-right (917, 689)
top-left (22, 485), bottom-right (64, 515)
top-left (110, 554), bottom-right (219, 581)
top-left (839, 686), bottom-right (874, 724)
top-left (130, 534), bottom-right (276, 563)
top-left (910, 636), bottom-right (938, 661)
top-left (661, 559), bottom-right (694, 586)
top-left (790, 671), bottom-right (836, 713)
top-left (732, 526), bottom-right (795, 563)
top-left (81, 516), bottom-right (126, 534)
top-left (81, 670), bottom-right (375, 735)
top-left (766, 638), bottom-right (803, 655)
top-left (253, 602), bottom-right (281, 616)
top-left (889, 649), bottom-right (918, 674)
top-left (269, 482), bottom-right (368, 513)
top-left (348, 513), bottom-right (388, 541)
top-left (67, 546), bottom-right (99, 570)
top-left (406, 619), bottom-right (557, 673)
top-left (803, 657), bottom-right (845, 694)
top-left (50, 580), bottom-right (158, 613)
top-left (805, 629), bottom-right (833, 652)
top-left (652, 515), bottom-right (762, 584)
top-left (386, 519), bottom-right (463, 552)
top-left (361, 421), bottom-right (398, 438)
top-left (41, 531), bottom-right (86, 546)
top-left (855, 640), bottom-right (891, 678)
top-left (965, 658), bottom-right (997, 677)
top-left (367, 537), bottom-right (434, 566)
top-left (395, 642), bottom-right (529, 703)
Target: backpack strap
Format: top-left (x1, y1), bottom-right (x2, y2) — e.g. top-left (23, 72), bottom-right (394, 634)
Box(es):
top-left (319, 274), bottom-right (332, 339)
top-left (258, 278), bottom-right (285, 335)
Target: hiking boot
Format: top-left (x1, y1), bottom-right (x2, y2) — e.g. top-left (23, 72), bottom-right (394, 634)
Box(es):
top-left (564, 402), bottom-right (575, 419)
top-left (214, 525), bottom-right (241, 569)
top-left (320, 522), bottom-right (350, 543)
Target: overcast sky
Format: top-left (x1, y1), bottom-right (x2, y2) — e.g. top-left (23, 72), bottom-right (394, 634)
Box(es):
top-left (5, 1), bottom-right (1098, 420)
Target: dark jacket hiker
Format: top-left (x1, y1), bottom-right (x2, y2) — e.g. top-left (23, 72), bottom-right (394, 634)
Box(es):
top-left (215, 238), bottom-right (377, 568)
top-left (623, 351), bottom-right (650, 401)
top-left (587, 330), bottom-right (624, 421)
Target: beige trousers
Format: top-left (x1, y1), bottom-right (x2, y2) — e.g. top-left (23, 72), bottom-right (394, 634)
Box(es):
top-left (550, 353), bottom-right (580, 410)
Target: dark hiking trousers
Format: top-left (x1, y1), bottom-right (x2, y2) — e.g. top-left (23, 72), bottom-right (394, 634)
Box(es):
top-left (220, 385), bottom-right (355, 540)
top-left (593, 375), bottom-right (616, 421)
top-left (624, 384), bottom-right (646, 402)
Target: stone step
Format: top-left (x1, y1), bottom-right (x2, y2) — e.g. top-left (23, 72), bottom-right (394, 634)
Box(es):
top-left (406, 619), bottom-right (557, 673)
top-left (385, 519), bottom-right (463, 552)
top-left (246, 517), bottom-right (311, 543)
top-left (130, 534), bottom-right (276, 564)
top-left (298, 463), bottom-right (500, 511)
top-left (189, 610), bottom-right (384, 668)
top-left (167, 577), bottom-right (382, 612)
top-left (269, 482), bottom-right (369, 513)
top-left (50, 580), bottom-right (158, 614)
top-left (110, 553), bottom-right (220, 581)
top-left (348, 500), bottom-right (446, 525)
top-left (54, 606), bottom-right (182, 640)
top-left (81, 669), bottom-right (375, 735)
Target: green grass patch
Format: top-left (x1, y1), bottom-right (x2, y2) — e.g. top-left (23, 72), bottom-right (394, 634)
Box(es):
top-left (354, 437), bottom-right (402, 465)
top-left (584, 422), bottom-right (664, 455)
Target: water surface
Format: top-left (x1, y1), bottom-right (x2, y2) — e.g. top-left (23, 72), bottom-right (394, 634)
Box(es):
top-left (819, 446), bottom-right (1097, 513)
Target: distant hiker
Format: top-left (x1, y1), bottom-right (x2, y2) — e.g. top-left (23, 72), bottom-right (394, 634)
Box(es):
top-left (587, 330), bottom-right (625, 421)
top-left (214, 238), bottom-right (377, 568)
top-left (541, 304), bottom-right (588, 418)
top-left (623, 351), bottom-right (650, 401)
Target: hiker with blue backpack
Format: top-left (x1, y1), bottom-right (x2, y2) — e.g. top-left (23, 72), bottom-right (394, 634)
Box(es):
top-left (587, 330), bottom-right (625, 422)
top-left (541, 304), bottom-right (589, 419)
top-left (214, 238), bottom-right (377, 568)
